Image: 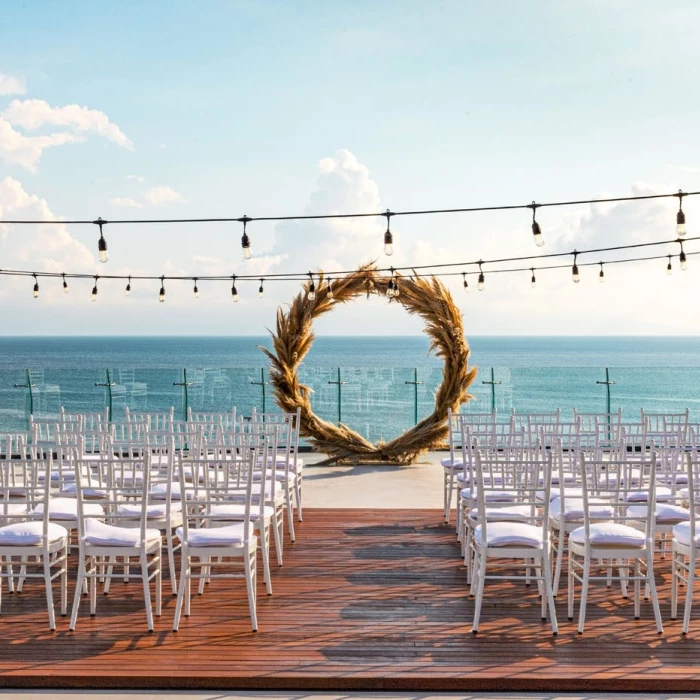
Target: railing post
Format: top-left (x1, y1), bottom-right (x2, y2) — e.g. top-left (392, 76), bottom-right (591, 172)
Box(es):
top-left (596, 367), bottom-right (616, 440)
top-left (14, 369), bottom-right (36, 426)
top-left (173, 369), bottom-right (192, 421)
top-left (328, 367), bottom-right (347, 425)
top-left (250, 368), bottom-right (268, 414)
top-left (405, 367), bottom-right (424, 425)
top-left (482, 367), bottom-right (502, 413)
top-left (94, 369), bottom-right (115, 422)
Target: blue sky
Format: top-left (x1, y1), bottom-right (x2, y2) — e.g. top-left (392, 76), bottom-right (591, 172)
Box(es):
top-left (0, 0), bottom-right (699, 334)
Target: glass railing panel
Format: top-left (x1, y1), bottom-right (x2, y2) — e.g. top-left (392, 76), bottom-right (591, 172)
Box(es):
top-left (112, 368), bottom-right (185, 422)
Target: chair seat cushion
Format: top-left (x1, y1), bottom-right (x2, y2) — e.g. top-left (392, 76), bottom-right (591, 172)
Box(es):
top-left (569, 522), bottom-right (646, 547)
top-left (538, 487), bottom-right (584, 502)
top-left (208, 503), bottom-right (275, 521)
top-left (473, 521), bottom-right (545, 548)
top-left (176, 522), bottom-right (251, 547)
top-left (151, 482), bottom-right (194, 501)
top-left (253, 469), bottom-right (296, 483)
top-left (625, 486), bottom-right (673, 503)
top-left (0, 503), bottom-right (28, 518)
top-left (257, 457), bottom-right (304, 473)
top-left (61, 483), bottom-right (109, 499)
top-left (468, 504), bottom-right (532, 522)
top-left (462, 487), bottom-right (518, 503)
top-left (85, 520), bottom-right (161, 547)
top-left (550, 497), bottom-right (614, 522)
top-left (441, 457), bottom-right (464, 469)
top-left (0, 520), bottom-right (68, 545)
top-left (118, 501), bottom-right (183, 518)
top-left (673, 521), bottom-right (700, 546)
top-left (628, 503), bottom-right (690, 523)
top-left (33, 498), bottom-right (104, 520)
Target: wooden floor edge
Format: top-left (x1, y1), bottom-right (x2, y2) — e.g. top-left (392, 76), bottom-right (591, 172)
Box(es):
top-left (1, 675), bottom-right (700, 692)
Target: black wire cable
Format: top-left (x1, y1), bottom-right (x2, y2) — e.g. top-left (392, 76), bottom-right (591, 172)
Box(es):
top-left (0, 189), bottom-right (696, 226)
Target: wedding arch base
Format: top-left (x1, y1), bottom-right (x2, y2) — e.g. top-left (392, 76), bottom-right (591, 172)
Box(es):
top-left (261, 264), bottom-right (477, 464)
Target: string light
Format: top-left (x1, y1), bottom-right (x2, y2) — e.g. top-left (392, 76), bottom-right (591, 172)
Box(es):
top-left (258, 278), bottom-right (264, 299)
top-left (91, 275), bottom-right (98, 302)
top-left (307, 272), bottom-right (316, 301)
top-left (95, 217), bottom-right (108, 263)
top-left (231, 275), bottom-right (238, 303)
top-left (667, 255), bottom-right (673, 275)
top-left (462, 272), bottom-right (469, 292)
top-left (383, 209), bottom-right (394, 256)
top-left (327, 277), bottom-right (333, 300)
top-left (62, 273), bottom-right (69, 294)
top-left (680, 240), bottom-right (688, 271)
top-left (193, 278), bottom-right (199, 299)
top-left (387, 267), bottom-right (395, 298)
top-left (32, 274), bottom-right (39, 299)
top-left (530, 268), bottom-right (536, 288)
top-left (477, 261), bottom-right (485, 291)
top-left (599, 262), bottom-right (604, 283)
top-left (530, 202), bottom-right (544, 247)
top-left (125, 275), bottom-right (131, 296)
top-left (572, 251), bottom-right (580, 283)
top-left (240, 216), bottom-right (252, 260)
top-left (394, 275), bottom-right (401, 298)
top-left (676, 190), bottom-right (687, 237)
top-left (158, 276), bottom-right (165, 303)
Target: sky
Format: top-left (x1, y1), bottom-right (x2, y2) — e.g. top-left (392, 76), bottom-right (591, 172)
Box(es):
top-left (1, 0), bottom-right (700, 335)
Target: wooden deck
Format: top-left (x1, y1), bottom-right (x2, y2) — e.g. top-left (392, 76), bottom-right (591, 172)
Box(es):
top-left (2, 508), bottom-right (700, 691)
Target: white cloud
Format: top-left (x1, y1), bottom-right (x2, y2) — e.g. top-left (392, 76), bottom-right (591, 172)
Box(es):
top-left (2, 98), bottom-right (133, 149)
top-left (143, 186), bottom-right (185, 205)
top-left (125, 174), bottom-right (144, 183)
top-left (109, 197), bottom-right (143, 209)
top-left (0, 73), bottom-right (26, 95)
top-left (0, 118), bottom-right (83, 171)
top-left (0, 177), bottom-right (94, 283)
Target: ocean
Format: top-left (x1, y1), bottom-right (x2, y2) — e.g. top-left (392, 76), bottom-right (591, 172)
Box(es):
top-left (1, 335), bottom-right (699, 441)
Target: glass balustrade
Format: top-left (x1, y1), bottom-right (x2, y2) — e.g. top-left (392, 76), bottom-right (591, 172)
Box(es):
top-left (3, 365), bottom-right (700, 440)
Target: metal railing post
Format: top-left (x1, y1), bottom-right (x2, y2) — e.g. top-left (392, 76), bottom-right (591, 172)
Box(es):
top-left (14, 369), bottom-right (36, 426)
top-left (405, 367), bottom-right (424, 425)
top-left (94, 369), bottom-right (115, 422)
top-left (173, 369), bottom-right (192, 421)
top-left (328, 367), bottom-right (347, 424)
top-left (596, 367), bottom-right (616, 440)
top-left (250, 368), bottom-right (269, 414)
top-left (482, 367), bottom-right (502, 413)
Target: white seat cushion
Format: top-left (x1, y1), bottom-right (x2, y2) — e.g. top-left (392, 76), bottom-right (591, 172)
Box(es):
top-left (118, 501), bottom-right (183, 518)
top-left (0, 520), bottom-right (68, 545)
top-left (569, 522), bottom-right (646, 547)
top-left (257, 457), bottom-right (304, 473)
top-left (85, 520), bottom-right (161, 547)
top-left (673, 521), bottom-right (700, 546)
top-left (468, 504), bottom-right (532, 522)
top-left (208, 503), bottom-right (275, 521)
top-left (627, 503), bottom-right (690, 523)
top-left (253, 469), bottom-right (296, 483)
top-left (0, 503), bottom-right (28, 518)
top-left (538, 487), bottom-right (585, 502)
top-left (441, 457), bottom-right (464, 469)
top-left (473, 521), bottom-right (545, 548)
top-left (462, 487), bottom-right (518, 503)
top-left (625, 486), bottom-right (673, 503)
top-left (550, 497), bottom-right (614, 523)
top-left (176, 522), bottom-right (250, 547)
top-left (33, 498), bottom-right (104, 520)
top-left (61, 483), bottom-right (109, 499)
top-left (151, 482), bottom-right (194, 501)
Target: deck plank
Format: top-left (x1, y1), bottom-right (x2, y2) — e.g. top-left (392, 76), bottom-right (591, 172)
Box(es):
top-left (0, 508), bottom-right (700, 691)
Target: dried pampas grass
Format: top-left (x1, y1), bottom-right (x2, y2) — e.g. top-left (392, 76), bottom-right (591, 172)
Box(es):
top-left (260, 264), bottom-right (477, 464)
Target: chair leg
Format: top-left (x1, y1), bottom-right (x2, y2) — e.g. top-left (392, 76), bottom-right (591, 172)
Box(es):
top-left (245, 546), bottom-right (258, 632)
top-left (70, 556), bottom-right (86, 630)
top-left (671, 550), bottom-right (680, 620)
top-left (166, 529), bottom-right (177, 596)
top-left (259, 525), bottom-right (272, 595)
top-left (172, 553), bottom-right (188, 631)
top-left (553, 528), bottom-right (565, 596)
top-left (543, 552), bottom-right (558, 635)
top-left (471, 551), bottom-right (487, 633)
top-left (60, 544), bottom-right (68, 617)
top-left (633, 559), bottom-right (641, 619)
top-left (43, 555), bottom-right (56, 631)
top-left (646, 551), bottom-right (663, 634)
top-left (577, 556), bottom-right (591, 634)
top-left (683, 559), bottom-right (695, 635)
top-left (285, 490), bottom-right (296, 543)
top-left (155, 555), bottom-right (162, 618)
top-left (295, 477), bottom-right (303, 521)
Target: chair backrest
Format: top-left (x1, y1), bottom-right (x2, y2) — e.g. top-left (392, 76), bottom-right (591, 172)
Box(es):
top-left (187, 408), bottom-right (237, 431)
top-left (573, 408), bottom-right (622, 434)
top-left (473, 450), bottom-right (553, 544)
top-left (251, 407), bottom-right (301, 459)
top-left (579, 451), bottom-right (657, 544)
top-left (124, 407), bottom-right (174, 430)
top-left (685, 451), bottom-right (700, 546)
top-left (513, 409), bottom-right (561, 432)
top-left (642, 408), bottom-right (689, 435)
top-left (0, 454), bottom-right (53, 538)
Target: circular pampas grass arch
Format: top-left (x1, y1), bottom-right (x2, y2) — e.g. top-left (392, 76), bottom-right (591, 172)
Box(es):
top-left (260, 264), bottom-right (477, 464)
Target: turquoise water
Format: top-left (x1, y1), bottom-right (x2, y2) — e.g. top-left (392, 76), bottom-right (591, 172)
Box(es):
top-left (1, 335), bottom-right (700, 441)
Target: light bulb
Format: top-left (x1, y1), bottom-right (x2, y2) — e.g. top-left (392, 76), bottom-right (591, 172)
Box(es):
top-left (394, 280), bottom-right (400, 297)
top-left (193, 285), bottom-right (199, 299)
top-left (33, 279), bottom-right (39, 298)
top-left (532, 222), bottom-right (544, 247)
top-left (308, 273), bottom-right (316, 301)
top-left (96, 219), bottom-right (108, 263)
top-left (125, 279), bottom-right (131, 296)
top-left (572, 265), bottom-right (580, 283)
top-left (681, 253), bottom-right (688, 271)
top-left (477, 273), bottom-right (485, 291)
top-left (91, 277), bottom-right (98, 302)
top-left (308, 289), bottom-right (316, 301)
top-left (387, 278), bottom-right (395, 298)
top-left (677, 191), bottom-right (687, 236)
top-left (463, 274), bottom-right (469, 293)
top-left (158, 277), bottom-right (165, 302)
top-left (99, 247), bottom-right (109, 263)
top-left (384, 232), bottom-right (393, 256)
top-left (599, 268), bottom-right (604, 283)
top-left (530, 273), bottom-right (536, 288)
top-left (258, 280), bottom-right (264, 299)
top-left (667, 259), bottom-right (673, 275)
top-left (62, 275), bottom-right (69, 294)
top-left (240, 217), bottom-right (252, 260)
top-left (327, 279), bottom-right (334, 300)
top-left (232, 286), bottom-right (238, 302)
